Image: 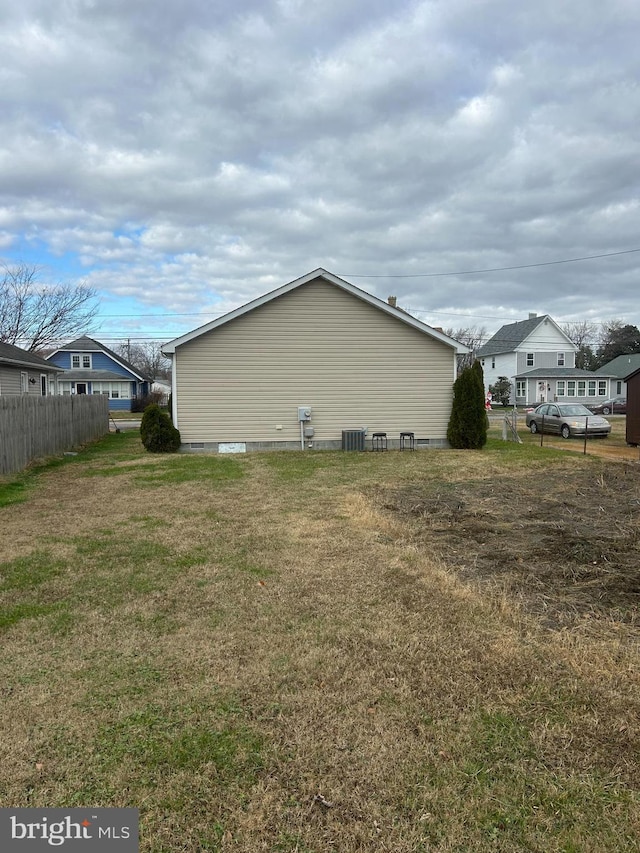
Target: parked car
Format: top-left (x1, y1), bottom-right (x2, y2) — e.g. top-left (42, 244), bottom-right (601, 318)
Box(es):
top-left (588, 396), bottom-right (626, 415)
top-left (525, 404), bottom-right (611, 439)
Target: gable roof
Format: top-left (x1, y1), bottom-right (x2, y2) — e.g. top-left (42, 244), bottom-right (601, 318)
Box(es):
top-left (477, 315), bottom-right (575, 357)
top-left (624, 365), bottom-right (640, 382)
top-left (46, 336), bottom-right (151, 381)
top-left (596, 353), bottom-right (640, 378)
top-left (0, 341), bottom-right (64, 372)
top-left (162, 268), bottom-right (468, 354)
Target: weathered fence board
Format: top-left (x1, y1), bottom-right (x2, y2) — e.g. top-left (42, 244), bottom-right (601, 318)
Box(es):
top-left (0, 395), bottom-right (109, 476)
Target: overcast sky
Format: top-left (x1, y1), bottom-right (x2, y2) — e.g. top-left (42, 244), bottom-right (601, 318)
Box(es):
top-left (1, 0), bottom-right (639, 346)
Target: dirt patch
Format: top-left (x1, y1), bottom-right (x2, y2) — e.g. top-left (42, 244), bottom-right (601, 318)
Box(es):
top-left (375, 463), bottom-right (640, 628)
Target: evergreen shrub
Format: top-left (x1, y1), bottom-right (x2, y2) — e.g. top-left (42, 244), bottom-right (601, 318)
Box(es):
top-left (140, 403), bottom-right (181, 453)
top-left (447, 360), bottom-right (488, 449)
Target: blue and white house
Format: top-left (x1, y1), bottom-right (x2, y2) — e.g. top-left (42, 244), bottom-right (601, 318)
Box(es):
top-left (46, 336), bottom-right (151, 411)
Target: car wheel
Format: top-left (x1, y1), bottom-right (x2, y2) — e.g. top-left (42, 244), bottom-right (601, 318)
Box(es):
top-left (561, 425), bottom-right (571, 439)
top-left (529, 421), bottom-right (538, 434)
top-left (602, 406), bottom-right (611, 415)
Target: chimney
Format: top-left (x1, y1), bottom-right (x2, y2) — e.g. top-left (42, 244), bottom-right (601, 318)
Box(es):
top-left (528, 312), bottom-right (537, 319)
top-left (388, 295), bottom-right (397, 308)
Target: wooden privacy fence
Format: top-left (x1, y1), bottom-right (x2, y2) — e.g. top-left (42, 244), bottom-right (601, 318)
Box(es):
top-left (0, 395), bottom-right (109, 476)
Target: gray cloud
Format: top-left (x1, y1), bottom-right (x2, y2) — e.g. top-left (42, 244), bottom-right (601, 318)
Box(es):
top-left (1, 0), bottom-right (639, 344)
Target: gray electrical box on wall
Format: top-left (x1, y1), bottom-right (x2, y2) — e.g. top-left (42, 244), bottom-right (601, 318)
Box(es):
top-left (297, 406), bottom-right (312, 421)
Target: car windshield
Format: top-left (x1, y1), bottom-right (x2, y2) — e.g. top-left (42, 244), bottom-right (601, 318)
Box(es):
top-left (558, 405), bottom-right (593, 417)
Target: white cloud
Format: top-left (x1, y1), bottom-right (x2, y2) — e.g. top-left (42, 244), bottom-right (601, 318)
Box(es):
top-left (0, 0), bottom-right (639, 343)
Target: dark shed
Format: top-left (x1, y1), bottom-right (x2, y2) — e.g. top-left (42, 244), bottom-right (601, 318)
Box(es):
top-left (624, 366), bottom-right (640, 446)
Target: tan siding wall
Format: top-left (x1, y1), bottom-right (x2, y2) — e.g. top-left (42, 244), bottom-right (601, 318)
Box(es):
top-left (175, 280), bottom-right (456, 443)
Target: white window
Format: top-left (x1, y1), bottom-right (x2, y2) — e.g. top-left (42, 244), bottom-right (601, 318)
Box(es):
top-left (588, 381), bottom-right (596, 396)
top-left (598, 380), bottom-right (607, 396)
top-left (577, 380), bottom-right (586, 396)
top-left (491, 357), bottom-right (496, 369)
top-left (91, 381), bottom-right (130, 399)
top-left (567, 381), bottom-right (576, 397)
top-left (557, 352), bottom-right (565, 366)
top-left (72, 353), bottom-right (92, 369)
top-left (526, 353), bottom-right (534, 367)
top-left (556, 380), bottom-right (565, 397)
top-left (21, 372), bottom-right (28, 393)
top-left (516, 380), bottom-right (526, 397)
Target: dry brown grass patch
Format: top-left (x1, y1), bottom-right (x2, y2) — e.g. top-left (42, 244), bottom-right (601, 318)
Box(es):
top-left (1, 438), bottom-right (639, 850)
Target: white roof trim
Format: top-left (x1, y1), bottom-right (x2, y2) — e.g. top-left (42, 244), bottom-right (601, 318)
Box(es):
top-left (162, 268), bottom-right (469, 354)
top-left (517, 316), bottom-right (578, 352)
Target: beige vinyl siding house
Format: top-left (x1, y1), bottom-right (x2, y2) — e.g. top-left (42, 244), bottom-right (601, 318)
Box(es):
top-left (164, 270), bottom-right (467, 451)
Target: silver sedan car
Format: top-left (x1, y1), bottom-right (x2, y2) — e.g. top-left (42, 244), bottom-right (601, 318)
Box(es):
top-left (525, 404), bottom-right (611, 439)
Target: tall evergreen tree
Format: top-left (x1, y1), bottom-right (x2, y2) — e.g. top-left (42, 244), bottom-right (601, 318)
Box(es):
top-left (595, 322), bottom-right (640, 367)
top-left (447, 361), bottom-right (488, 449)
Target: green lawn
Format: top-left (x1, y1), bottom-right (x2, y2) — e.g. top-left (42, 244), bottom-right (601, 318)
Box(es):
top-left (0, 431), bottom-right (638, 851)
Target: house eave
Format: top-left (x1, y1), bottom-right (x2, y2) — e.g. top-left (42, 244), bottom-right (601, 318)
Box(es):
top-left (57, 370), bottom-right (140, 382)
top-left (162, 269), bottom-right (469, 355)
top-left (515, 368), bottom-right (615, 379)
top-left (0, 356), bottom-right (64, 373)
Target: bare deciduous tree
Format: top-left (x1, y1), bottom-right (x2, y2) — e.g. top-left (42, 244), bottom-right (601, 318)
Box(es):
top-left (562, 320), bottom-right (598, 369)
top-left (562, 320), bottom-right (597, 348)
top-left (114, 340), bottom-right (171, 382)
top-left (444, 325), bottom-right (488, 372)
top-left (0, 263), bottom-right (98, 352)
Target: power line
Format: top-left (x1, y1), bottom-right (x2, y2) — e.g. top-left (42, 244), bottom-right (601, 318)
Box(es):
top-left (97, 311), bottom-right (215, 317)
top-left (341, 247), bottom-right (640, 278)
top-left (90, 247), bottom-right (640, 322)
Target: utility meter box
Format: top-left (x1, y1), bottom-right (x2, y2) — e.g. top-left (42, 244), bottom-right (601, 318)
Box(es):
top-left (297, 406), bottom-right (312, 421)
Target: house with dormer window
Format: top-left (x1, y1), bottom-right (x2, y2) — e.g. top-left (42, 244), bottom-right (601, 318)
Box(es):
top-left (477, 314), bottom-right (614, 407)
top-left (46, 336), bottom-right (151, 411)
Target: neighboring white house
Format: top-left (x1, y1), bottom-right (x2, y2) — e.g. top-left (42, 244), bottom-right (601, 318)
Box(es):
top-left (477, 314), bottom-right (614, 406)
top-left (152, 380), bottom-right (171, 405)
top-left (162, 268), bottom-right (468, 452)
